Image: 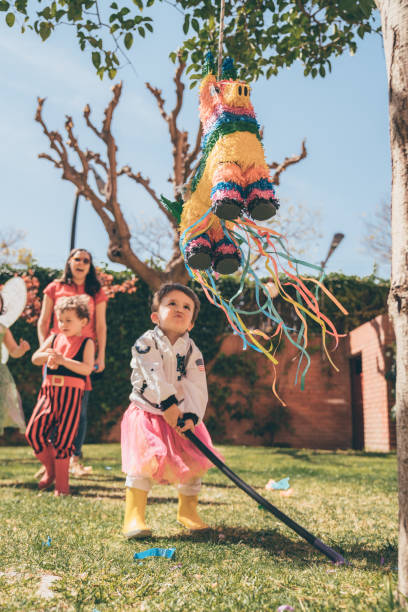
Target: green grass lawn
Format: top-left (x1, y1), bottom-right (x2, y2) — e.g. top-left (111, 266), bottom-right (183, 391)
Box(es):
top-left (0, 444), bottom-right (399, 611)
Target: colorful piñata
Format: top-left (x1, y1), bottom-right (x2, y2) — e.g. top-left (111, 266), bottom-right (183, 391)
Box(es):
top-left (179, 52), bottom-right (278, 275)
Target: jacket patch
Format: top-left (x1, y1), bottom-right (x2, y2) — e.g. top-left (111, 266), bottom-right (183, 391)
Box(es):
top-left (176, 354), bottom-right (187, 380)
top-left (195, 358), bottom-right (205, 371)
top-left (135, 343), bottom-right (151, 354)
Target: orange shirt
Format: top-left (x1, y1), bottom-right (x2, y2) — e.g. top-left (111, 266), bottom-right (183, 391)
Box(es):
top-left (53, 333), bottom-right (90, 360)
top-left (44, 332), bottom-right (94, 390)
top-left (44, 280), bottom-right (107, 340)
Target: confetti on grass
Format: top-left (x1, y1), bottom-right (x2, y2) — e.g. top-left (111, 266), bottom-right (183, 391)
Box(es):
top-left (42, 536), bottom-right (52, 547)
top-left (134, 547), bottom-right (176, 561)
top-left (265, 477), bottom-right (290, 490)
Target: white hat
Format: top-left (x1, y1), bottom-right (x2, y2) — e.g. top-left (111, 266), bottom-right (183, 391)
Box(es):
top-left (0, 277), bottom-right (27, 364)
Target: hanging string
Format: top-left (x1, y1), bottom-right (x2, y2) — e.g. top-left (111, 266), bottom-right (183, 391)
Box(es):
top-left (217, 0), bottom-right (226, 80)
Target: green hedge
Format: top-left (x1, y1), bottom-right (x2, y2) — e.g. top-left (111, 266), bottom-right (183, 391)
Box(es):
top-left (1, 265), bottom-right (389, 441)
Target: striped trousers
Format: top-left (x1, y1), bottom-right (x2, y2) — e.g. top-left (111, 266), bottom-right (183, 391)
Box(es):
top-left (25, 385), bottom-right (83, 459)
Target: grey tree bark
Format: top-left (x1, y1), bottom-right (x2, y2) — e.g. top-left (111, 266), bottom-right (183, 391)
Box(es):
top-left (376, 0), bottom-right (408, 601)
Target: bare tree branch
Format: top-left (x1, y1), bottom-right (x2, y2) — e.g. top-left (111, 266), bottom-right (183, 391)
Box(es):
top-left (145, 82), bottom-right (169, 123)
top-left (35, 84), bottom-right (189, 289)
top-left (83, 103), bottom-right (103, 140)
top-left (86, 151), bottom-right (109, 175)
top-left (38, 153), bottom-right (62, 169)
top-left (118, 165), bottom-right (177, 227)
top-left (184, 123), bottom-right (203, 182)
top-left (269, 139), bottom-right (307, 185)
top-left (146, 54), bottom-right (191, 196)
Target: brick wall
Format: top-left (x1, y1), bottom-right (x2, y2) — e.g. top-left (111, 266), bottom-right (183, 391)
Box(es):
top-left (206, 333), bottom-right (353, 450)
top-left (103, 315), bottom-right (395, 451)
top-left (349, 314), bottom-right (395, 451)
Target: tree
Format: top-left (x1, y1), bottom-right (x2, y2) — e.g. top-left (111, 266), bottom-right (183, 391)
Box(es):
top-left (374, 0), bottom-right (408, 601)
top-left (35, 56), bottom-right (307, 289)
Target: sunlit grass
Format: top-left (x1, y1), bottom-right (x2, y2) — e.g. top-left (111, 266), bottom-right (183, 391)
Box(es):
top-left (0, 444), bottom-right (400, 610)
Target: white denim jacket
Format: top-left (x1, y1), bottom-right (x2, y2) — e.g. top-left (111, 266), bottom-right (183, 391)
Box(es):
top-left (129, 326), bottom-right (208, 424)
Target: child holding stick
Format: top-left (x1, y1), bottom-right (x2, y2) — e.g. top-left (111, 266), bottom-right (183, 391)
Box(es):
top-left (121, 283), bottom-right (219, 538)
top-left (26, 295), bottom-right (95, 496)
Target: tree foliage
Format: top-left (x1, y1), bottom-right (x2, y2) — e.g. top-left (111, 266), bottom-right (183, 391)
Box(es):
top-left (176, 0), bottom-right (379, 86)
top-left (1, 0), bottom-right (379, 82)
top-left (0, 0), bottom-right (155, 79)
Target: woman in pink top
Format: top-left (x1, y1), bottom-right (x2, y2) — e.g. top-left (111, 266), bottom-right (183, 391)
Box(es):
top-left (37, 248), bottom-right (107, 472)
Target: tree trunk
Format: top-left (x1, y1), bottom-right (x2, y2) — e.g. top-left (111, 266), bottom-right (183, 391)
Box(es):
top-left (377, 0), bottom-right (408, 601)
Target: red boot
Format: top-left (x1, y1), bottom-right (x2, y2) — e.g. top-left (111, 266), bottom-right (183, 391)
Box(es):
top-left (54, 457), bottom-right (70, 496)
top-left (35, 447), bottom-right (55, 490)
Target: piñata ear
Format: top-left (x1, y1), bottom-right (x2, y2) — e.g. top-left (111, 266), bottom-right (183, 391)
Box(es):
top-left (221, 57), bottom-right (237, 80)
top-left (203, 51), bottom-right (216, 77)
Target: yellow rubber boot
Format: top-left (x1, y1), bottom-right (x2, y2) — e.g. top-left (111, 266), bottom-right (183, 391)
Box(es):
top-left (177, 494), bottom-right (209, 531)
top-left (123, 488), bottom-right (152, 539)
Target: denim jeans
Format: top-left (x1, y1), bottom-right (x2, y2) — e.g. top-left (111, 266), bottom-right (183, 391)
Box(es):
top-left (73, 390), bottom-right (90, 458)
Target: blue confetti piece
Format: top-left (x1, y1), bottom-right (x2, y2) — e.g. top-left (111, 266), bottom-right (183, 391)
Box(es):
top-left (134, 547), bottom-right (176, 561)
top-left (266, 477), bottom-right (290, 491)
top-left (42, 536), bottom-right (52, 547)
top-left (104, 466), bottom-right (112, 470)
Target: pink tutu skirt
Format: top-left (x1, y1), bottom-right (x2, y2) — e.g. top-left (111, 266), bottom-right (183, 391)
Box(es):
top-left (121, 402), bottom-right (221, 485)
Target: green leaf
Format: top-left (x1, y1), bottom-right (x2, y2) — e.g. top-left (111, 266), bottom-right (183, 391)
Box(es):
top-left (133, 0), bottom-right (143, 10)
top-left (92, 51), bottom-right (101, 68)
top-left (124, 32), bottom-right (133, 49)
top-left (138, 26), bottom-right (145, 37)
top-left (0, 2), bottom-right (10, 11)
top-left (39, 21), bottom-right (51, 41)
top-left (183, 13), bottom-right (190, 35)
top-left (160, 196), bottom-right (183, 224)
top-left (5, 11), bottom-right (14, 26)
top-left (108, 68), bottom-right (117, 79)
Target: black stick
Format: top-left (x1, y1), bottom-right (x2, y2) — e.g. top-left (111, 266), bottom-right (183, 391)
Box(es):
top-left (183, 428), bottom-right (346, 564)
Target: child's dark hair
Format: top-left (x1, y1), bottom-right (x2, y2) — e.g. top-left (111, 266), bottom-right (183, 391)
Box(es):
top-left (55, 295), bottom-right (90, 321)
top-left (152, 283), bottom-right (200, 323)
top-left (59, 248), bottom-right (102, 297)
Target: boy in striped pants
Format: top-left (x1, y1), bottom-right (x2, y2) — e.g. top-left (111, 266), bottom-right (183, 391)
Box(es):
top-left (26, 295), bottom-right (95, 496)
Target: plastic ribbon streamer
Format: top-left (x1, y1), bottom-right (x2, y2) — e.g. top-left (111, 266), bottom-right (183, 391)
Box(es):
top-left (134, 548), bottom-right (176, 561)
top-left (180, 213), bottom-right (347, 403)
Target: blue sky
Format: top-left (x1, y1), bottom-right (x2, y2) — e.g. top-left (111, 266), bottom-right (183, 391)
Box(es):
top-left (0, 6), bottom-right (390, 277)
